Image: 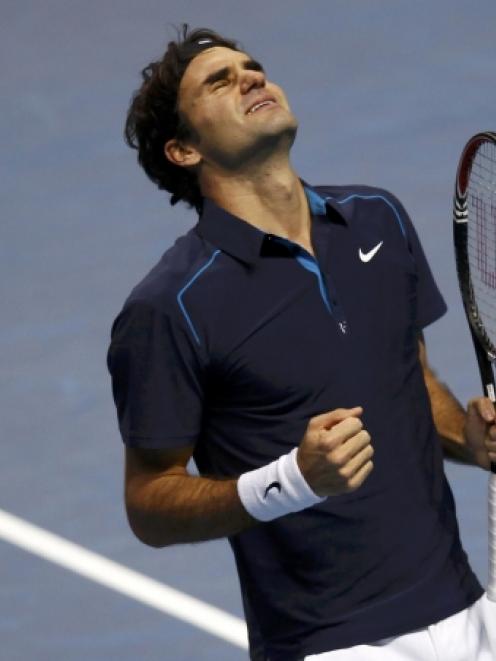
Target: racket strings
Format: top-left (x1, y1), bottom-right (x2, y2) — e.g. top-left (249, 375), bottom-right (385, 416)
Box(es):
top-left (467, 141), bottom-right (496, 350)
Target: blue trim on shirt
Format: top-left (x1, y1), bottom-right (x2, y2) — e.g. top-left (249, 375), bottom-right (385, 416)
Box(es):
top-left (177, 249), bottom-right (222, 345)
top-left (295, 253), bottom-right (333, 313)
top-left (272, 232), bottom-right (334, 317)
top-left (325, 194), bottom-right (406, 237)
top-left (304, 185), bottom-right (328, 216)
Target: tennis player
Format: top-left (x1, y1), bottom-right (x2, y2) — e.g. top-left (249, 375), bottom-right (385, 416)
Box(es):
top-left (106, 25), bottom-right (496, 660)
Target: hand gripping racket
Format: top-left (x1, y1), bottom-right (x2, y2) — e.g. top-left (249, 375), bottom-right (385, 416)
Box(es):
top-left (453, 132), bottom-right (496, 626)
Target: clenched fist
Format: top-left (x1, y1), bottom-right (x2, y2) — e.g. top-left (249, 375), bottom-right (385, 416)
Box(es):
top-left (297, 406), bottom-right (374, 497)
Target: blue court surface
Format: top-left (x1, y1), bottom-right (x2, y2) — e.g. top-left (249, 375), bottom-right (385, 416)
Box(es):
top-left (2, 1), bottom-right (496, 659)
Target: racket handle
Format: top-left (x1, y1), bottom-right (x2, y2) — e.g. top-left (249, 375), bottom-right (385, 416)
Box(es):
top-left (484, 382), bottom-right (496, 474)
top-left (488, 473), bottom-right (496, 601)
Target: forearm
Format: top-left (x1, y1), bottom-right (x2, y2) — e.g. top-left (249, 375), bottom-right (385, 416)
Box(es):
top-left (423, 367), bottom-right (476, 465)
top-left (125, 472), bottom-right (259, 547)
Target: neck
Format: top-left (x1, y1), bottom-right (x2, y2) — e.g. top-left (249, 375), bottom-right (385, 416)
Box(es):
top-left (199, 153), bottom-right (311, 243)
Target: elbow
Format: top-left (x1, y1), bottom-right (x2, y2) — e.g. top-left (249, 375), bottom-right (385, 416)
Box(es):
top-left (124, 471), bottom-right (187, 548)
top-left (126, 514), bottom-right (167, 548)
top-left (124, 497), bottom-right (174, 548)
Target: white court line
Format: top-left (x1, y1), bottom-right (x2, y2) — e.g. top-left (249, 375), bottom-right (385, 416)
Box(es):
top-left (0, 508), bottom-right (248, 650)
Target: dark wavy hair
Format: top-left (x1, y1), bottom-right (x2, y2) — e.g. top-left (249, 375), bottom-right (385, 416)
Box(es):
top-left (124, 24), bottom-right (242, 215)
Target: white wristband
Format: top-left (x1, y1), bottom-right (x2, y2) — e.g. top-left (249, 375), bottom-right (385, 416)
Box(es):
top-left (237, 447), bottom-right (327, 522)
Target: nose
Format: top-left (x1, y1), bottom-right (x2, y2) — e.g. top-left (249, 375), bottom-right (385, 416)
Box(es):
top-left (239, 67), bottom-right (266, 94)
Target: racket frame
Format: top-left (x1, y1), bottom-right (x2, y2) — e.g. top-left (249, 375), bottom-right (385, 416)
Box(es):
top-left (453, 131), bottom-right (496, 467)
top-left (453, 131), bottom-right (496, 601)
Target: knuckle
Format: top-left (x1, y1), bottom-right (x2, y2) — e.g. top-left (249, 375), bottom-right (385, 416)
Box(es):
top-left (316, 430), bottom-right (332, 451)
top-left (311, 428), bottom-right (327, 446)
top-left (330, 419), bottom-right (346, 436)
top-left (361, 430), bottom-right (371, 443)
top-left (352, 416), bottom-right (363, 431)
top-left (307, 416), bottom-right (320, 431)
top-left (333, 450), bottom-right (347, 467)
top-left (314, 428), bottom-right (325, 445)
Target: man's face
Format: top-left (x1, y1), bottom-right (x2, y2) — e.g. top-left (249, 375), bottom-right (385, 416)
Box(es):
top-left (174, 46), bottom-right (298, 170)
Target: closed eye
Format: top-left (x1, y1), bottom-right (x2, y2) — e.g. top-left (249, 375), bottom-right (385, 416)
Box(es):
top-left (213, 79), bottom-right (229, 90)
top-left (202, 59), bottom-right (265, 90)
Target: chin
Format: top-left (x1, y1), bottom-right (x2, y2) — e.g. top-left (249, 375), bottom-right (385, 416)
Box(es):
top-left (266, 119), bottom-right (298, 146)
top-left (209, 121), bottom-right (299, 169)
top-left (244, 125), bottom-right (298, 161)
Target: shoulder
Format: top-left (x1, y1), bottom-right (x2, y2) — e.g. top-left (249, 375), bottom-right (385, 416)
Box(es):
top-left (313, 183), bottom-right (405, 209)
top-left (109, 225), bottom-right (224, 354)
top-left (313, 183), bottom-right (412, 238)
top-left (116, 225), bottom-right (219, 319)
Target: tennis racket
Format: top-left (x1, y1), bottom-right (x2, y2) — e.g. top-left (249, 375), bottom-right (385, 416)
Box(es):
top-left (453, 132), bottom-right (496, 616)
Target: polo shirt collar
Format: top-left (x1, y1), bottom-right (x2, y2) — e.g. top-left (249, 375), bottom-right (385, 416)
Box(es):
top-left (195, 178), bottom-right (347, 266)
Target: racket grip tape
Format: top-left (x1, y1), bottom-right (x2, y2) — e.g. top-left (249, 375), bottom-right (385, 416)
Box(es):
top-left (487, 473), bottom-right (496, 601)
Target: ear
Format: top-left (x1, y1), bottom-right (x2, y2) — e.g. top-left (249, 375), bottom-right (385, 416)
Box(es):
top-left (164, 138), bottom-right (202, 168)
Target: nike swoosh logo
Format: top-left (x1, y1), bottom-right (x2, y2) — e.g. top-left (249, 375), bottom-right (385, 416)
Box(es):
top-left (359, 241), bottom-right (383, 263)
top-left (263, 481), bottom-right (282, 498)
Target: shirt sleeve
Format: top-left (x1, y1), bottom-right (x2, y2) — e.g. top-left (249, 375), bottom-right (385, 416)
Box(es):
top-left (388, 192), bottom-right (448, 330)
top-left (106, 298), bottom-right (206, 448)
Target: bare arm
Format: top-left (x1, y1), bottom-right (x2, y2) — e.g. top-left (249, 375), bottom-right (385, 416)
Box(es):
top-left (124, 406), bottom-right (374, 548)
top-left (124, 445), bottom-right (258, 548)
top-left (418, 334), bottom-right (476, 465)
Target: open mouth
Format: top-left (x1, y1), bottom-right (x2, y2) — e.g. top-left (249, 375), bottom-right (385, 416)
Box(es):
top-left (246, 99), bottom-right (278, 114)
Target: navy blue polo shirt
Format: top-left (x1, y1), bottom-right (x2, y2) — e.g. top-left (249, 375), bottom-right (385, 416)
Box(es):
top-left (106, 180), bottom-right (483, 661)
